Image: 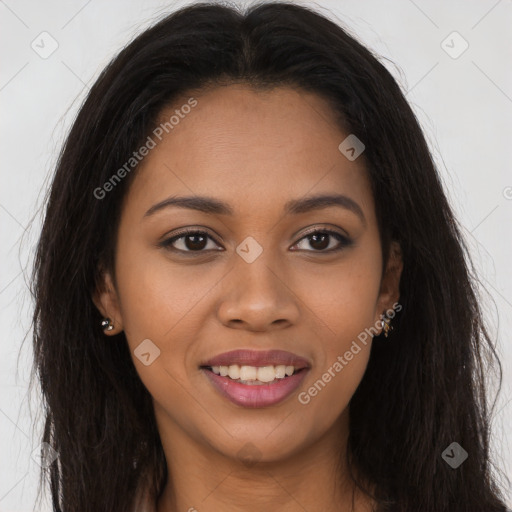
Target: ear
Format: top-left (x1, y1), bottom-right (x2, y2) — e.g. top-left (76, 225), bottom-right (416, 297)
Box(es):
top-left (374, 240), bottom-right (403, 331)
top-left (92, 268), bottom-right (124, 335)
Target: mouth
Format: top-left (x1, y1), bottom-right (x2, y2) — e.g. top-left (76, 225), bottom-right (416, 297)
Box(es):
top-left (201, 363), bottom-right (305, 384)
top-left (199, 349), bottom-right (310, 408)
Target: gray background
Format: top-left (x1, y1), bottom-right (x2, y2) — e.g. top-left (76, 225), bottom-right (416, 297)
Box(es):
top-left (1, 0), bottom-right (511, 509)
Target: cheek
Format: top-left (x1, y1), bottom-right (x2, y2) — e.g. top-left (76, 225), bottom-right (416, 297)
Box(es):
top-left (112, 245), bottom-right (218, 405)
top-left (297, 250), bottom-right (382, 343)
top-left (113, 249), bottom-right (210, 421)
top-left (297, 340), bottom-right (371, 437)
top-left (296, 264), bottom-right (377, 424)
top-left (114, 244), bottom-right (213, 344)
top-left (293, 248), bottom-right (381, 420)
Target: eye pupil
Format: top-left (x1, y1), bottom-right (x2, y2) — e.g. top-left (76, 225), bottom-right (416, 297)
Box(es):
top-left (186, 234), bottom-right (207, 250)
top-left (309, 233), bottom-right (330, 250)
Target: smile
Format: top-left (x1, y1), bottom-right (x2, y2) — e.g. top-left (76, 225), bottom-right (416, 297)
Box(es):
top-left (200, 349), bottom-right (310, 408)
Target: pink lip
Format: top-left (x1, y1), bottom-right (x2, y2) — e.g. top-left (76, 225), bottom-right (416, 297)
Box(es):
top-left (202, 367), bottom-right (309, 408)
top-left (200, 349), bottom-right (310, 369)
top-left (200, 350), bottom-right (311, 408)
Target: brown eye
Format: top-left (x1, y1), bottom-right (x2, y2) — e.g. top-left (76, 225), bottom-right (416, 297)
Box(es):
top-left (161, 230), bottom-right (223, 253)
top-left (160, 227), bottom-right (352, 255)
top-left (292, 229), bottom-right (352, 253)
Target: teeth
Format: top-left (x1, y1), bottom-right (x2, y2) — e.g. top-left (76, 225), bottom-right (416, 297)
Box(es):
top-left (256, 366), bottom-right (276, 383)
top-left (275, 365), bottom-right (286, 378)
top-left (210, 364), bottom-right (299, 383)
top-left (240, 365), bottom-right (257, 381)
top-left (285, 365), bottom-right (294, 376)
top-left (228, 365), bottom-right (240, 380)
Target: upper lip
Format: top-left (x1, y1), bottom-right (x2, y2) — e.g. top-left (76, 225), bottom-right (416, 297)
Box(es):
top-left (200, 349), bottom-right (310, 369)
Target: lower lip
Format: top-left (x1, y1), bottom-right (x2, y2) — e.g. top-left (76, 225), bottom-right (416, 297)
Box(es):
top-left (202, 368), bottom-right (309, 408)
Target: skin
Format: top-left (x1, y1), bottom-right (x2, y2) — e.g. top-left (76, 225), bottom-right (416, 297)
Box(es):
top-left (94, 84), bottom-right (402, 512)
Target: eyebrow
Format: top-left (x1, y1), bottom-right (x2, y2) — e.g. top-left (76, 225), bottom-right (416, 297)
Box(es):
top-left (144, 193), bottom-right (366, 224)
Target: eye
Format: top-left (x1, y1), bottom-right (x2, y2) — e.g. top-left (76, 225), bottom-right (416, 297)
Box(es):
top-left (160, 229), bottom-right (223, 253)
top-left (160, 227), bottom-right (352, 255)
top-left (291, 228), bottom-right (352, 253)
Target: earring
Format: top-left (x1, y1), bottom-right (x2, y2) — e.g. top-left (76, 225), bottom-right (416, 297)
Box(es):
top-left (101, 318), bottom-right (114, 332)
top-left (381, 312), bottom-right (393, 338)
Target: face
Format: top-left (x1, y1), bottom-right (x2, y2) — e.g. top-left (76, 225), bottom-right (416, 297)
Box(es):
top-left (94, 84), bottom-right (402, 465)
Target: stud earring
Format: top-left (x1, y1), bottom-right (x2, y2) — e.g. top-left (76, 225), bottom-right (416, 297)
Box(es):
top-left (101, 318), bottom-right (114, 332)
top-left (381, 312), bottom-right (393, 338)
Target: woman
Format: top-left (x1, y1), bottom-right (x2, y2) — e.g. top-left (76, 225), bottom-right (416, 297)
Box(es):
top-left (30, 1), bottom-right (510, 511)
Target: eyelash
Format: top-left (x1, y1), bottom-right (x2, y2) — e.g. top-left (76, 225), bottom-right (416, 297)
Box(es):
top-left (159, 227), bottom-right (352, 255)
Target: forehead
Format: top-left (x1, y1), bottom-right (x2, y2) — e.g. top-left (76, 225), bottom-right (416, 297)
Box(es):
top-left (124, 84), bottom-right (374, 220)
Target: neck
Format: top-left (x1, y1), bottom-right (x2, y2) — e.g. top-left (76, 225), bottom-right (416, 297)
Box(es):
top-left (154, 409), bottom-right (374, 512)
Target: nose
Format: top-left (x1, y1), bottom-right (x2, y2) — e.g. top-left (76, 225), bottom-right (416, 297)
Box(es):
top-left (216, 251), bottom-right (301, 332)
